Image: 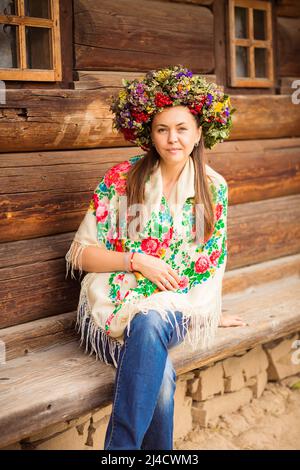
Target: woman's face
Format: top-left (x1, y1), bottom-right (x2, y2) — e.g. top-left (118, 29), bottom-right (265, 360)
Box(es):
top-left (150, 105), bottom-right (202, 165)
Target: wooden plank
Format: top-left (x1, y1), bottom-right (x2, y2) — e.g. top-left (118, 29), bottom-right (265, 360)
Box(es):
top-left (0, 273), bottom-right (299, 448)
top-left (227, 194), bottom-right (300, 270)
top-left (223, 253), bottom-right (300, 295)
top-left (1, 138), bottom-right (299, 241)
top-left (0, 250), bottom-right (80, 329)
top-left (1, 253), bottom-right (299, 361)
top-left (0, 90), bottom-right (300, 152)
top-left (278, 17), bottom-right (300, 77)
top-left (0, 311), bottom-right (76, 361)
top-left (230, 95), bottom-right (300, 140)
top-left (0, 193), bottom-right (299, 328)
top-left (280, 76), bottom-right (300, 94)
top-left (73, 0), bottom-right (214, 73)
top-left (157, 0), bottom-right (214, 5)
top-left (276, 0), bottom-right (300, 18)
top-left (207, 138), bottom-right (300, 204)
top-left (73, 72), bottom-right (218, 90)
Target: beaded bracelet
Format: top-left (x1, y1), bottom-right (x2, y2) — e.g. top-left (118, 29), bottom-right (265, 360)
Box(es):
top-left (129, 252), bottom-right (135, 272)
top-left (124, 252), bottom-right (135, 272)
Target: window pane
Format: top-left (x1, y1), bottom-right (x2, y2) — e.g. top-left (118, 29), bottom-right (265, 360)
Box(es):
top-left (253, 9), bottom-right (266, 40)
top-left (0, 24), bottom-right (18, 68)
top-left (26, 27), bottom-right (52, 69)
top-left (0, 0), bottom-right (16, 14)
top-left (24, 0), bottom-right (50, 19)
top-left (255, 48), bottom-right (267, 78)
top-left (235, 6), bottom-right (248, 38)
top-left (236, 46), bottom-right (248, 77)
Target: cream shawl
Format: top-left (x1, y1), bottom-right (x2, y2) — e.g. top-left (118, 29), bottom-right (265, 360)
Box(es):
top-left (65, 154), bottom-right (228, 366)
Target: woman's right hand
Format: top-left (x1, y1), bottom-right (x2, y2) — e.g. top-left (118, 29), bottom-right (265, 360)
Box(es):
top-left (132, 252), bottom-right (181, 292)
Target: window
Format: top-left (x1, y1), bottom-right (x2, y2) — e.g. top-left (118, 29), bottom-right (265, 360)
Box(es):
top-left (0, 0), bottom-right (62, 81)
top-left (228, 0), bottom-right (274, 87)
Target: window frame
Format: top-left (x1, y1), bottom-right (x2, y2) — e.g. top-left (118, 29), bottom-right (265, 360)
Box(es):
top-left (0, 0), bottom-right (62, 81)
top-left (228, 0), bottom-right (274, 88)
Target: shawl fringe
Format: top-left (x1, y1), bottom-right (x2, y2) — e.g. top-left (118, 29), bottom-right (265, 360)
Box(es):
top-left (65, 240), bottom-right (87, 281)
top-left (75, 274), bottom-right (223, 368)
top-left (114, 288), bottom-right (223, 352)
top-left (76, 282), bottom-right (122, 369)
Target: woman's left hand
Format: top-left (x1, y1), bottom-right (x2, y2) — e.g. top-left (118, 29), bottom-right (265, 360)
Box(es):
top-left (218, 314), bottom-right (248, 327)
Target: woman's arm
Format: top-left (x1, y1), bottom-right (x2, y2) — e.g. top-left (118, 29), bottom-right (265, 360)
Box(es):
top-left (80, 246), bottom-right (125, 273)
top-left (80, 246), bottom-right (180, 290)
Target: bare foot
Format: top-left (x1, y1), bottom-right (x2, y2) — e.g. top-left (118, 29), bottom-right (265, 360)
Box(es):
top-left (219, 314), bottom-right (248, 327)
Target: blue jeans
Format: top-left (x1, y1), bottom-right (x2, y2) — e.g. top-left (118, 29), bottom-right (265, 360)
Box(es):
top-left (83, 309), bottom-right (190, 450)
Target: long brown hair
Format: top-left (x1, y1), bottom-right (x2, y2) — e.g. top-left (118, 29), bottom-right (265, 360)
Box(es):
top-left (123, 119), bottom-right (215, 242)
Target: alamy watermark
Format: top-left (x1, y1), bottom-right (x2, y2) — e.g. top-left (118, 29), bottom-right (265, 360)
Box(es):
top-left (0, 340), bottom-right (6, 365)
top-left (0, 80), bottom-right (6, 105)
top-left (291, 79), bottom-right (300, 104)
top-left (291, 339), bottom-right (300, 365)
top-left (101, 196), bottom-right (205, 244)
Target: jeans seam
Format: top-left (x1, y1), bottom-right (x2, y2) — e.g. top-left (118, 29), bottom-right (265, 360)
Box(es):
top-left (105, 337), bottom-right (128, 450)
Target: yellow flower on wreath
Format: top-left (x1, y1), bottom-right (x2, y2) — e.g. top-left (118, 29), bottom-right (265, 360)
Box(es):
top-left (213, 102), bottom-right (224, 114)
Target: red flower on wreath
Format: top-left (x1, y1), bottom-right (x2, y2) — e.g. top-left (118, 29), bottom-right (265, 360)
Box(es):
top-left (154, 92), bottom-right (173, 107)
top-left (131, 109), bottom-right (149, 123)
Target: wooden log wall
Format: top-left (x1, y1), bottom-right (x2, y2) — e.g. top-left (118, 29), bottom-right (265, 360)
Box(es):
top-left (74, 0), bottom-right (214, 73)
top-left (1, 0), bottom-right (300, 332)
top-left (276, 0), bottom-right (300, 93)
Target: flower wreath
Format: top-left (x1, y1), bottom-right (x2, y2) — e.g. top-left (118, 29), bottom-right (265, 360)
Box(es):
top-left (109, 64), bottom-right (236, 151)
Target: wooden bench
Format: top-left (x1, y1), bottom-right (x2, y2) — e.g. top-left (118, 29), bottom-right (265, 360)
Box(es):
top-left (1, 142), bottom-right (300, 449)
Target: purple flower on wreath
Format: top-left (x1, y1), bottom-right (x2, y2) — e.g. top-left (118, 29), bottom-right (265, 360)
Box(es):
top-left (224, 107), bottom-right (230, 117)
top-left (176, 70), bottom-right (193, 79)
top-left (206, 94), bottom-right (213, 106)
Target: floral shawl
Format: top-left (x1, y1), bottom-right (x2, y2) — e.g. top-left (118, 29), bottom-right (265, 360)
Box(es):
top-left (65, 154), bottom-right (228, 367)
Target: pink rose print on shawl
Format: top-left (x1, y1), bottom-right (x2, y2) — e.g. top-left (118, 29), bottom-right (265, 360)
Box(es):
top-left (215, 203), bottom-right (223, 221)
top-left (210, 249), bottom-right (221, 266)
top-left (161, 227), bottom-right (174, 248)
top-left (195, 254), bottom-right (210, 273)
top-left (178, 276), bottom-right (189, 289)
top-left (141, 237), bottom-right (161, 256)
top-left (141, 228), bottom-right (174, 257)
top-left (93, 194), bottom-right (109, 223)
top-left (104, 161), bottom-right (131, 195)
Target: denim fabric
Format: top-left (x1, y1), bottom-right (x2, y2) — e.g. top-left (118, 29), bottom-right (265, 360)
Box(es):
top-left (82, 309), bottom-right (190, 450)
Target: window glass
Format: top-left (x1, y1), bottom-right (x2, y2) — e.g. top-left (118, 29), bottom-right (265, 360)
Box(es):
top-left (26, 26), bottom-right (52, 69)
top-left (0, 24), bottom-right (18, 68)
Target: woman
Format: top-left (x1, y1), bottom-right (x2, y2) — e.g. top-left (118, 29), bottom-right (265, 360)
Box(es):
top-left (65, 65), bottom-right (246, 450)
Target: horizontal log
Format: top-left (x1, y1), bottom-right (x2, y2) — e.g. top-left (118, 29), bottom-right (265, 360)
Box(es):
top-left (1, 193), bottom-right (299, 328)
top-left (73, 71), bottom-right (218, 90)
top-left (227, 194), bottom-right (300, 269)
top-left (278, 16), bottom-right (300, 77)
top-left (74, 0), bottom-right (214, 73)
top-left (0, 311), bottom-right (76, 361)
top-left (0, 272), bottom-right (299, 448)
top-left (276, 0), bottom-right (300, 18)
top-left (280, 76), bottom-right (300, 94)
top-left (1, 138), bottom-right (299, 242)
top-left (1, 89), bottom-right (300, 152)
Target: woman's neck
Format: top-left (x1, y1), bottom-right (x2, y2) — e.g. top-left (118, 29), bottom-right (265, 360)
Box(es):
top-left (159, 156), bottom-right (189, 185)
